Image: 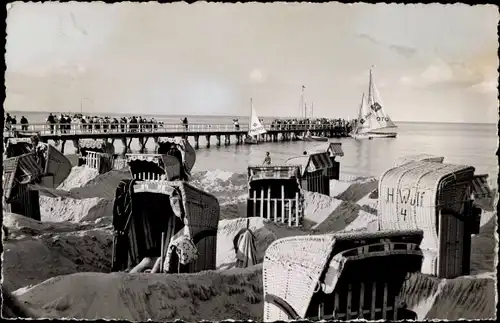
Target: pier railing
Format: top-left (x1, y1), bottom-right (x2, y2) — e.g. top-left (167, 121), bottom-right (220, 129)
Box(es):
top-left (3, 122), bottom-right (345, 137)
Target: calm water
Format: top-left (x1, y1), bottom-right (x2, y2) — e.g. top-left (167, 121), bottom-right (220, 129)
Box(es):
top-left (7, 111), bottom-right (498, 183)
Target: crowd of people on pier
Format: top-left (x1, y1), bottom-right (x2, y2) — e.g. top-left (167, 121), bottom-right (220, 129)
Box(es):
top-left (269, 118), bottom-right (353, 132)
top-left (4, 112), bottom-right (353, 135)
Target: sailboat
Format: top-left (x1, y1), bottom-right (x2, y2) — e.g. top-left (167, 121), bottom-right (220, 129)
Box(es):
top-left (245, 98), bottom-right (267, 145)
top-left (350, 68), bottom-right (397, 139)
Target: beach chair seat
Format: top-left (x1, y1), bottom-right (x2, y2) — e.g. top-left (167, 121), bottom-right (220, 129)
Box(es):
top-left (263, 230), bottom-right (424, 321)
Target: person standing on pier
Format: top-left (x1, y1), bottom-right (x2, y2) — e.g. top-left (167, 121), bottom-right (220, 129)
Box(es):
top-left (182, 117), bottom-right (189, 131)
top-left (263, 152), bottom-right (272, 165)
top-left (20, 116), bottom-right (28, 131)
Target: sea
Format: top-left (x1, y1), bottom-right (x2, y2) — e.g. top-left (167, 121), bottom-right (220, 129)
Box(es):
top-left (6, 110), bottom-right (499, 186)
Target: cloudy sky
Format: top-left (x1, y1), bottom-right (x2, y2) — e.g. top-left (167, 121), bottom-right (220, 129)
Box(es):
top-left (5, 2), bottom-right (499, 123)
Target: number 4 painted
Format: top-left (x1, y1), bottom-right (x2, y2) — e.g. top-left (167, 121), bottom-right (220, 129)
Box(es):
top-left (400, 208), bottom-right (407, 221)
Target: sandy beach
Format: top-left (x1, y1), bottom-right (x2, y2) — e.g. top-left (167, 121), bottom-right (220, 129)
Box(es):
top-left (2, 165), bottom-right (497, 321)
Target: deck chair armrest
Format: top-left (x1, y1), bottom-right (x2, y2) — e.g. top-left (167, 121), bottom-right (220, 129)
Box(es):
top-left (264, 293), bottom-right (300, 320)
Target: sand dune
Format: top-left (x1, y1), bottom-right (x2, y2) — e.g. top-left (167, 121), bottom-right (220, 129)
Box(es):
top-left (15, 267), bottom-right (264, 321)
top-left (3, 213), bottom-right (112, 291)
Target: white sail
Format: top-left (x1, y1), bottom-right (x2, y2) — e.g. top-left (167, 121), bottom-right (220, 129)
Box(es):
top-left (352, 93), bottom-right (373, 135)
top-left (248, 99), bottom-right (267, 137)
top-left (366, 68), bottom-right (397, 130)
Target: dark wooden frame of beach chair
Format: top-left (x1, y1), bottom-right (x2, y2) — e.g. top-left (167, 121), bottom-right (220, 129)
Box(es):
top-left (326, 143), bottom-right (343, 180)
top-left (286, 154), bottom-right (331, 196)
top-left (265, 232), bottom-right (423, 321)
top-left (3, 152), bottom-right (42, 221)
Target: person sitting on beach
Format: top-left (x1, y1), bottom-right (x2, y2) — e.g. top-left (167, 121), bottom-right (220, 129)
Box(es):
top-left (263, 151), bottom-right (271, 165)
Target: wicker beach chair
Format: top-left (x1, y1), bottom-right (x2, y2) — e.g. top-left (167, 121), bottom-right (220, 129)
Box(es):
top-left (111, 180), bottom-right (220, 273)
top-left (285, 152), bottom-right (332, 195)
top-left (378, 160), bottom-right (482, 278)
top-left (263, 230), bottom-right (424, 321)
top-left (2, 152), bottom-right (43, 221)
top-left (247, 165), bottom-right (304, 226)
top-left (78, 139), bottom-right (115, 173)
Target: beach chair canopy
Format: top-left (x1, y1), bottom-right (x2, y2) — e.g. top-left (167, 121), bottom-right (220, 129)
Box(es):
top-left (379, 161), bottom-right (475, 233)
top-left (79, 139), bottom-right (115, 155)
top-left (3, 153), bottom-right (43, 202)
top-left (112, 180), bottom-right (220, 272)
top-left (393, 154), bottom-right (444, 167)
top-left (285, 152), bottom-right (333, 176)
top-left (248, 165), bottom-right (302, 198)
top-left (126, 153), bottom-right (181, 180)
top-left (5, 138), bottom-right (32, 158)
top-left (263, 230), bottom-right (424, 321)
top-left (327, 143), bottom-right (344, 157)
top-left (157, 138), bottom-right (196, 174)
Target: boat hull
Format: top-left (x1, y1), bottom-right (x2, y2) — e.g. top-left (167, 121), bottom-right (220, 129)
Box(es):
top-left (350, 132), bottom-right (397, 139)
top-left (300, 136), bottom-right (329, 142)
top-left (245, 138), bottom-right (259, 145)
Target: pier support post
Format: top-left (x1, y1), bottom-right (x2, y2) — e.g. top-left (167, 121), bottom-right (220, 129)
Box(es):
top-left (60, 140), bottom-right (66, 154)
top-left (72, 139), bottom-right (80, 154)
top-left (138, 137), bottom-right (149, 153)
top-left (194, 135), bottom-right (200, 150)
top-left (224, 135), bottom-right (230, 146)
top-left (216, 135), bottom-right (221, 147)
top-left (205, 135), bottom-right (211, 148)
top-left (153, 137), bottom-right (160, 153)
top-left (121, 137), bottom-right (128, 154)
top-left (235, 135), bottom-right (241, 145)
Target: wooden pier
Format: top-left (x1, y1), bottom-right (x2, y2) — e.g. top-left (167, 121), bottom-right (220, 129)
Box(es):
top-left (3, 122), bottom-right (350, 153)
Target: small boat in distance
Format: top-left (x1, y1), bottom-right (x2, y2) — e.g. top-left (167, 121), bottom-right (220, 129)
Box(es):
top-left (299, 130), bottom-right (329, 142)
top-left (245, 98), bottom-right (267, 145)
top-left (350, 67), bottom-right (397, 139)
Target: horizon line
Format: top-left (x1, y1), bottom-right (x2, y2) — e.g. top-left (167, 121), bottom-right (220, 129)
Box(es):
top-left (4, 109), bottom-right (497, 125)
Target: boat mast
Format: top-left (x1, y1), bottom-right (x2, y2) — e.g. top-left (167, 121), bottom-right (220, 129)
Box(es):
top-left (300, 85), bottom-right (305, 119)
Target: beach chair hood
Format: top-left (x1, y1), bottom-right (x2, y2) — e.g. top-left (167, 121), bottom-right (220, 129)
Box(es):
top-left (126, 153), bottom-right (181, 180)
top-left (393, 154), bottom-right (444, 167)
top-left (248, 165), bottom-right (301, 182)
top-left (3, 153), bottom-right (43, 202)
top-left (263, 230), bottom-right (424, 321)
top-left (79, 139), bottom-right (115, 155)
top-left (285, 152), bottom-right (333, 176)
top-left (157, 138), bottom-right (196, 175)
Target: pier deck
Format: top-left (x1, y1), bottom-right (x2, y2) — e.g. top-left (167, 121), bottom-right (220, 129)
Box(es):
top-left (3, 122), bottom-right (350, 152)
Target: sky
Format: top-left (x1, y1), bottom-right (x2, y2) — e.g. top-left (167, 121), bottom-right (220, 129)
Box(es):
top-left (4, 2), bottom-right (499, 123)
